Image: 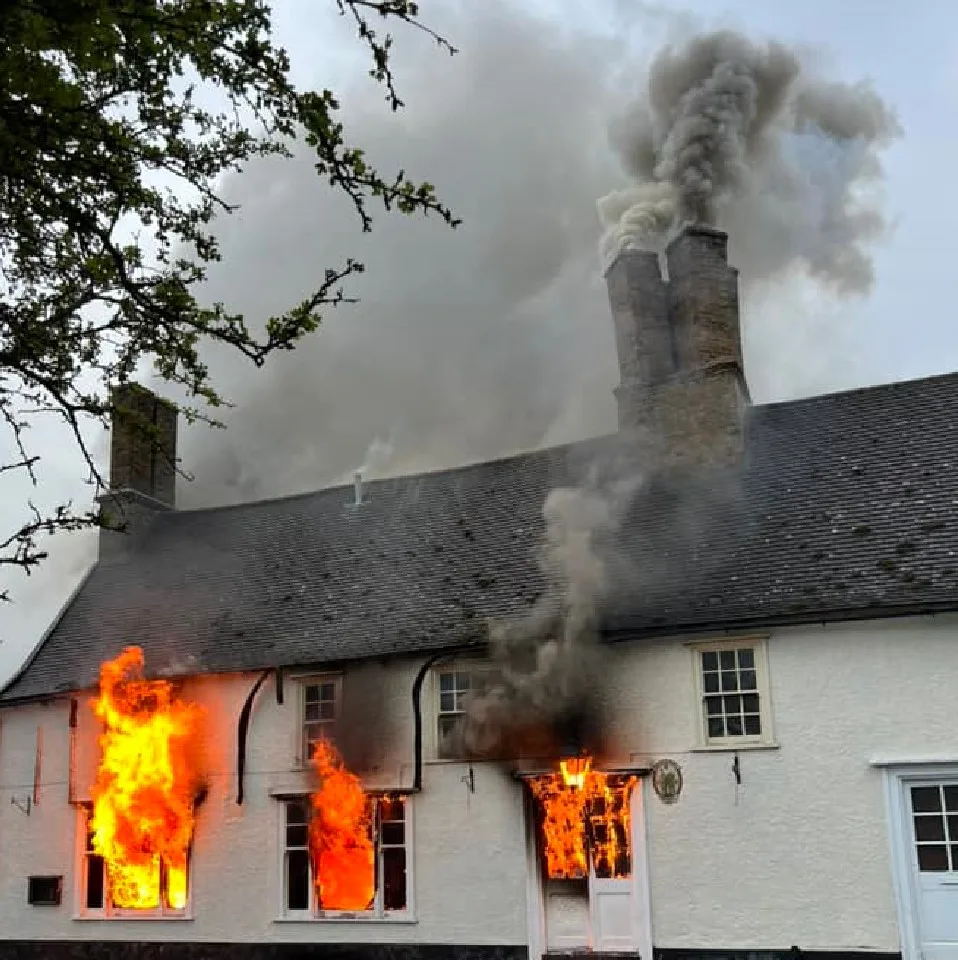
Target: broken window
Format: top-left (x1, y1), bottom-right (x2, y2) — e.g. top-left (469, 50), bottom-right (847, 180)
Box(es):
top-left (695, 641), bottom-right (774, 746)
top-left (78, 808), bottom-right (191, 917)
top-left (302, 677), bottom-right (341, 764)
top-left (283, 794), bottom-right (409, 917)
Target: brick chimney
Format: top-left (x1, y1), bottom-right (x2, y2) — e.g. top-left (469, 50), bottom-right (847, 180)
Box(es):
top-left (98, 383), bottom-right (177, 559)
top-left (607, 223), bottom-right (749, 467)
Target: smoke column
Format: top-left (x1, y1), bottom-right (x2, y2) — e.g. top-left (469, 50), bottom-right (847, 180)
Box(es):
top-left (599, 30), bottom-right (901, 295)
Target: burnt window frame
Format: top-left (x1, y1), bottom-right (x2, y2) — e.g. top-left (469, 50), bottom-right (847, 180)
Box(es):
top-left (74, 803), bottom-right (194, 920)
top-left (280, 792), bottom-right (412, 920)
top-left (691, 638), bottom-right (776, 750)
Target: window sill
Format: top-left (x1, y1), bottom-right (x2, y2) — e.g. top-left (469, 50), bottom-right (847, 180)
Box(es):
top-left (274, 915), bottom-right (417, 924)
top-left (73, 913), bottom-right (194, 922)
top-left (691, 740), bottom-right (780, 754)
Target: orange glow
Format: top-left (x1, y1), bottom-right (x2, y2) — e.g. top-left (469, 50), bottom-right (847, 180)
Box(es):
top-left (559, 755), bottom-right (591, 789)
top-left (529, 759), bottom-right (636, 880)
top-left (89, 647), bottom-right (204, 910)
top-left (309, 739), bottom-right (375, 911)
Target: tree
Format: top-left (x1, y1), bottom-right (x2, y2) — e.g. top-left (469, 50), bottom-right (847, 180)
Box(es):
top-left (0, 0), bottom-right (458, 594)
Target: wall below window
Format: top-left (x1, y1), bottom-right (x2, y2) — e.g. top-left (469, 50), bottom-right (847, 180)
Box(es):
top-left (0, 943), bottom-right (528, 960)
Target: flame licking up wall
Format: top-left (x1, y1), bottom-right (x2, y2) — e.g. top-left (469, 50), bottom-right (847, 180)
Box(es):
top-left (529, 757), bottom-right (636, 880)
top-left (309, 739), bottom-right (376, 911)
top-left (90, 646), bottom-right (204, 910)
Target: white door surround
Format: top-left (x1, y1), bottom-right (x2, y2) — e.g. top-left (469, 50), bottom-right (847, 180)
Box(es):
top-left (878, 759), bottom-right (958, 960)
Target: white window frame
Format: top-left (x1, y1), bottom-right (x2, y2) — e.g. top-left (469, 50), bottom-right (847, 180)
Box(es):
top-left (277, 793), bottom-right (414, 922)
top-left (689, 637), bottom-right (776, 750)
top-left (296, 674), bottom-right (343, 768)
top-left (73, 805), bottom-right (193, 920)
top-left (433, 660), bottom-right (495, 761)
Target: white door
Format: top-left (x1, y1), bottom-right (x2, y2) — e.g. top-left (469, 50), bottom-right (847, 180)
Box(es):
top-left (589, 872), bottom-right (636, 951)
top-left (908, 781), bottom-right (958, 960)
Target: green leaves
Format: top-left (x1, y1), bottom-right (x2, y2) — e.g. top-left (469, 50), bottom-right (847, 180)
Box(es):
top-left (0, 0), bottom-right (459, 588)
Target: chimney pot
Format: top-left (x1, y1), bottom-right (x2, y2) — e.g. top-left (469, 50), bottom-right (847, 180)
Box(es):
top-left (354, 471), bottom-right (363, 506)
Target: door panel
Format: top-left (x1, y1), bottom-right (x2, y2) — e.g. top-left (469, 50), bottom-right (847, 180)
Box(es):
top-left (908, 782), bottom-right (958, 960)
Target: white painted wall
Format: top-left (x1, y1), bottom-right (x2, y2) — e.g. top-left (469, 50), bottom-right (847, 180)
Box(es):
top-left (0, 658), bottom-right (529, 944)
top-left (0, 614), bottom-right (955, 950)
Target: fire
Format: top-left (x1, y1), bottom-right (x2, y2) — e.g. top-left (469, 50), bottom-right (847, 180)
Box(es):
top-left (89, 647), bottom-right (204, 910)
top-left (529, 758), bottom-right (636, 880)
top-left (309, 739), bottom-right (375, 911)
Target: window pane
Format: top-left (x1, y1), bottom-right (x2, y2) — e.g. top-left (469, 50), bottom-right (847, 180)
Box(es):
top-left (918, 844), bottom-right (949, 871)
top-left (287, 824), bottom-right (309, 848)
top-left (439, 692), bottom-right (456, 713)
top-left (723, 694), bottom-right (742, 714)
top-left (287, 800), bottom-right (308, 825)
top-left (945, 786), bottom-right (958, 812)
top-left (719, 651), bottom-right (736, 670)
top-left (381, 821), bottom-right (405, 846)
top-left (286, 850), bottom-right (311, 911)
top-left (739, 669), bottom-right (757, 691)
top-left (319, 682), bottom-right (336, 701)
top-left (720, 671), bottom-right (738, 692)
top-left (304, 702), bottom-right (321, 722)
top-left (744, 714), bottom-right (762, 736)
top-left (743, 693), bottom-right (760, 713)
top-left (379, 796), bottom-right (405, 822)
top-left (705, 696), bottom-right (723, 716)
top-left (318, 701), bottom-right (336, 720)
top-left (737, 648), bottom-right (755, 669)
top-left (913, 786), bottom-right (943, 813)
top-left (439, 673), bottom-right (454, 692)
top-left (948, 815), bottom-right (958, 841)
top-left (702, 671), bottom-right (719, 693)
top-left (701, 651), bottom-right (718, 671)
top-left (382, 848), bottom-right (407, 911)
top-left (915, 815), bottom-right (946, 842)
top-left (304, 685), bottom-right (320, 703)
top-left (951, 844), bottom-right (958, 872)
top-left (707, 717), bottom-right (725, 738)
top-left (726, 715), bottom-right (743, 736)
top-left (86, 855), bottom-right (105, 909)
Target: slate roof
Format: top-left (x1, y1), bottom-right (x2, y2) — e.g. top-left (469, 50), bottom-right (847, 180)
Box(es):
top-left (4, 370), bottom-right (958, 702)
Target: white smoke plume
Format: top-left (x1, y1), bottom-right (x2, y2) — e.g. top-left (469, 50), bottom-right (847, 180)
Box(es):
top-left (599, 30), bottom-right (902, 296)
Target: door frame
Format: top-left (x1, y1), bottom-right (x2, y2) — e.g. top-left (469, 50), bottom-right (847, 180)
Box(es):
top-left (880, 760), bottom-right (958, 960)
top-left (523, 775), bottom-right (652, 959)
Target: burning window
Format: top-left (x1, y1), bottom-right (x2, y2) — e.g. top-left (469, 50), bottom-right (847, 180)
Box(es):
top-left (302, 677), bottom-right (340, 764)
top-left (282, 793), bottom-right (408, 916)
top-left (529, 759), bottom-right (636, 881)
top-left (695, 641), bottom-right (772, 746)
top-left (80, 646), bottom-right (204, 917)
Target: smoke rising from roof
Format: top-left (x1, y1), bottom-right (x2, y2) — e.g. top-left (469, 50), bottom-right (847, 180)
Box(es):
top-left (173, 11), bottom-right (900, 510)
top-left (599, 30), bottom-right (901, 294)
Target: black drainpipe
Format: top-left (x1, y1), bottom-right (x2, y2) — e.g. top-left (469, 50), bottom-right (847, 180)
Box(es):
top-left (412, 647), bottom-right (477, 792)
top-left (237, 667), bottom-right (283, 805)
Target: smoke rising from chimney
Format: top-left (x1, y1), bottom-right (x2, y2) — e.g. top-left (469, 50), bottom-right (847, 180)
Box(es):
top-left (599, 30), bottom-right (901, 295)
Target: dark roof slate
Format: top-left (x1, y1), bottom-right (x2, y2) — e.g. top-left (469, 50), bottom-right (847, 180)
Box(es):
top-left (4, 370), bottom-right (958, 702)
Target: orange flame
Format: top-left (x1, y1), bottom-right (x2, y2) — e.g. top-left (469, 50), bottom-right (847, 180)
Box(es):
top-left (89, 646), bottom-right (204, 910)
top-left (309, 739), bottom-right (375, 911)
top-left (529, 758), bottom-right (636, 880)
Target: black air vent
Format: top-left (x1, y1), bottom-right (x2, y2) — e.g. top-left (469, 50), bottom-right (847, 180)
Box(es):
top-left (27, 875), bottom-right (62, 906)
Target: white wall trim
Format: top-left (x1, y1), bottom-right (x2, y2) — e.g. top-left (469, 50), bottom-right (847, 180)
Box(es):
top-left (879, 761), bottom-right (958, 960)
top-left (524, 790), bottom-right (545, 960)
top-left (631, 778), bottom-right (653, 960)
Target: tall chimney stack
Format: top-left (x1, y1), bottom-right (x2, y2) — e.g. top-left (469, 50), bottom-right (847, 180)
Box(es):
top-left (606, 223), bottom-right (748, 468)
top-left (98, 384), bottom-right (177, 561)
top-left (109, 382), bottom-right (178, 505)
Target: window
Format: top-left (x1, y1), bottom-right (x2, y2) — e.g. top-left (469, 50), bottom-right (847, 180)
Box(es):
top-left (910, 783), bottom-right (958, 872)
top-left (436, 663), bottom-right (492, 759)
top-left (301, 677), bottom-right (341, 764)
top-left (282, 795), bottom-right (409, 917)
top-left (77, 808), bottom-right (191, 917)
top-left (693, 640), bottom-right (773, 748)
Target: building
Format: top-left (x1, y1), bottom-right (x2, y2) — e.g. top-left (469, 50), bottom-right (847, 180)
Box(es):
top-left (1, 224), bottom-right (957, 960)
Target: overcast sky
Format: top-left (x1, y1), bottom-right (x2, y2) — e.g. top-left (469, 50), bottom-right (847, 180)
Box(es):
top-left (2, 0), bottom-right (957, 686)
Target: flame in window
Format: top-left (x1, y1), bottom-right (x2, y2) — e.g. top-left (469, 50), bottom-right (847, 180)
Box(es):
top-left (529, 758), bottom-right (636, 880)
top-left (89, 647), bottom-right (204, 910)
top-left (309, 739), bottom-right (375, 910)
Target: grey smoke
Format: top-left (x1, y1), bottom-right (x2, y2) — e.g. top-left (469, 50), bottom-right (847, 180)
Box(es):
top-left (599, 30), bottom-right (901, 296)
top-left (462, 465), bottom-right (642, 758)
